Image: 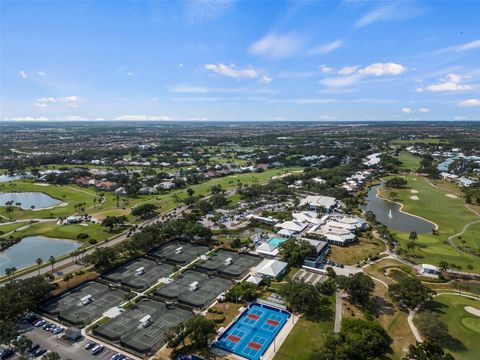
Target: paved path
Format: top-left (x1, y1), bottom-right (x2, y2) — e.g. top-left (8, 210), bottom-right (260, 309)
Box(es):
top-left (407, 291), bottom-right (480, 345)
top-left (447, 204), bottom-right (480, 248)
top-left (334, 291), bottom-right (343, 333)
top-left (407, 307), bottom-right (423, 342)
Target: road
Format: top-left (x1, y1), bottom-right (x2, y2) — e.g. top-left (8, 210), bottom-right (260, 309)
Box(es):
top-left (10, 188), bottom-right (237, 281)
top-left (11, 204), bottom-right (188, 282)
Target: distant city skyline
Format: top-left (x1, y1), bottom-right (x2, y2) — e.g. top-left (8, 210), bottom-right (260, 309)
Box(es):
top-left (1, 0), bottom-right (479, 121)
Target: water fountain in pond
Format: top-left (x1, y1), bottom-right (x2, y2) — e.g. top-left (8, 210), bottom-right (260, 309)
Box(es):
top-left (388, 209), bottom-right (393, 219)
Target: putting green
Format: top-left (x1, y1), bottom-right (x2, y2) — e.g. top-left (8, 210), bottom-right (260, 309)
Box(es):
top-left (461, 318), bottom-right (480, 333)
top-left (421, 246), bottom-right (461, 256)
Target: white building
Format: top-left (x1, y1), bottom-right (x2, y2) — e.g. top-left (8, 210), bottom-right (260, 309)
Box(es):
top-left (253, 259), bottom-right (288, 279)
top-left (309, 225), bottom-right (356, 246)
top-left (300, 195), bottom-right (337, 212)
top-left (421, 264), bottom-right (440, 275)
top-left (274, 220), bottom-right (308, 238)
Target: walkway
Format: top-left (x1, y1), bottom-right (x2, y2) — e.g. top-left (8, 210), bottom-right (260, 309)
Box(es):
top-left (334, 291), bottom-right (343, 333)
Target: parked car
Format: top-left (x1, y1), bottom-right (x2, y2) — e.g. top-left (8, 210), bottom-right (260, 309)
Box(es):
top-left (111, 354), bottom-right (125, 360)
top-left (34, 348), bottom-right (47, 357)
top-left (84, 341), bottom-right (96, 350)
top-left (34, 320), bottom-right (45, 327)
top-left (28, 343), bottom-right (40, 353)
top-left (91, 345), bottom-right (104, 355)
top-left (52, 327), bottom-right (64, 334)
top-left (0, 348), bottom-right (14, 360)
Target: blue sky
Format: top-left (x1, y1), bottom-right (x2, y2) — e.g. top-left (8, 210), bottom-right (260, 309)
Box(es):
top-left (1, 0), bottom-right (479, 121)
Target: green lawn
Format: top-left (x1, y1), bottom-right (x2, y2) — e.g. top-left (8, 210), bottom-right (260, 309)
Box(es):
top-left (274, 295), bottom-right (335, 360)
top-left (0, 221), bottom-right (30, 234)
top-left (391, 139), bottom-right (449, 145)
top-left (419, 294), bottom-right (480, 360)
top-left (0, 181), bottom-right (98, 219)
top-left (11, 221), bottom-right (114, 244)
top-left (384, 176), bottom-right (480, 272)
top-left (328, 234), bottom-right (385, 265)
top-left (397, 151), bottom-right (421, 172)
top-left (132, 167), bottom-right (302, 212)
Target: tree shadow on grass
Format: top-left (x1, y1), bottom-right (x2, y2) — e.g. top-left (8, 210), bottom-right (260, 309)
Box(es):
top-left (304, 303), bottom-right (335, 323)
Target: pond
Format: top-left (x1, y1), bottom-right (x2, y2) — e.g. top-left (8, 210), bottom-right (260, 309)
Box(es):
top-left (0, 174), bottom-right (23, 183)
top-left (0, 192), bottom-right (62, 210)
top-left (0, 235), bottom-right (80, 274)
top-left (361, 184), bottom-right (435, 233)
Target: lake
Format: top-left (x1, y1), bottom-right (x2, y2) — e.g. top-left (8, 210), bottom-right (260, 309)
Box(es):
top-left (0, 235), bottom-right (80, 274)
top-left (0, 174), bottom-right (23, 183)
top-left (0, 192), bottom-right (62, 210)
top-left (361, 184), bottom-right (435, 233)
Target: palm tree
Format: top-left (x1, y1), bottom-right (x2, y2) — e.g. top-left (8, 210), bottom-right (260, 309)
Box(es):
top-left (5, 267), bottom-right (13, 278)
top-left (48, 256), bottom-right (56, 272)
top-left (36, 257), bottom-right (43, 275)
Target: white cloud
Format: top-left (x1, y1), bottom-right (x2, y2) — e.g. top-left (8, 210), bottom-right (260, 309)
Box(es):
top-left (34, 96), bottom-right (82, 108)
top-left (18, 70), bottom-right (28, 79)
top-left (113, 115), bottom-right (172, 121)
top-left (418, 108), bottom-right (430, 113)
top-left (269, 98), bottom-right (337, 104)
top-left (37, 71), bottom-right (46, 77)
top-left (170, 85), bottom-right (211, 93)
top-left (319, 74), bottom-right (362, 88)
top-left (354, 3), bottom-right (424, 28)
top-left (185, 0), bottom-right (233, 23)
top-left (320, 62), bottom-right (406, 87)
top-left (401, 107), bottom-right (412, 114)
top-left (248, 32), bottom-right (305, 59)
top-left (319, 65), bottom-right (334, 73)
top-left (454, 116), bottom-right (467, 121)
top-left (178, 63), bottom-right (184, 68)
top-left (258, 76), bottom-right (272, 84)
top-left (437, 39), bottom-right (480, 54)
top-left (458, 99), bottom-right (480, 107)
top-left (8, 116), bottom-right (49, 121)
top-left (338, 66), bottom-right (358, 75)
top-left (417, 73), bottom-right (473, 93)
top-left (359, 63), bottom-right (406, 76)
top-left (204, 64), bottom-right (258, 78)
top-left (57, 116), bottom-right (88, 121)
top-left (308, 40), bottom-right (344, 55)
top-left (455, 39), bottom-right (480, 52)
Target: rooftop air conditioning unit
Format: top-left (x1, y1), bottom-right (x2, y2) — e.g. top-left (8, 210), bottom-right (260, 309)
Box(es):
top-left (80, 295), bottom-right (92, 305)
top-left (135, 267), bottom-right (145, 275)
top-left (224, 257), bottom-right (233, 265)
top-left (139, 315), bottom-right (152, 327)
top-left (175, 247), bottom-right (183, 254)
top-left (189, 281), bottom-right (199, 292)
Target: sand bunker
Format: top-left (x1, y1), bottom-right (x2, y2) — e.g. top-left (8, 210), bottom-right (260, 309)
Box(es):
top-left (465, 306), bottom-right (480, 317)
top-left (446, 194), bottom-right (458, 199)
top-left (411, 189), bottom-right (419, 193)
top-left (410, 196), bottom-right (419, 200)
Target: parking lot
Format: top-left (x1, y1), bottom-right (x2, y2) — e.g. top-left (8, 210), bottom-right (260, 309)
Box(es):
top-left (13, 319), bottom-right (132, 360)
top-left (293, 269), bottom-right (327, 285)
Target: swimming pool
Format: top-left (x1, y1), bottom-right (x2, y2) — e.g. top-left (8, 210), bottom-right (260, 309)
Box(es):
top-left (214, 303), bottom-right (291, 360)
top-left (267, 237), bottom-right (286, 248)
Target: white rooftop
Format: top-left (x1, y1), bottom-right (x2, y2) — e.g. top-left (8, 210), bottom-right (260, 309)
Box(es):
top-left (300, 195), bottom-right (336, 209)
top-left (254, 259), bottom-right (288, 278)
